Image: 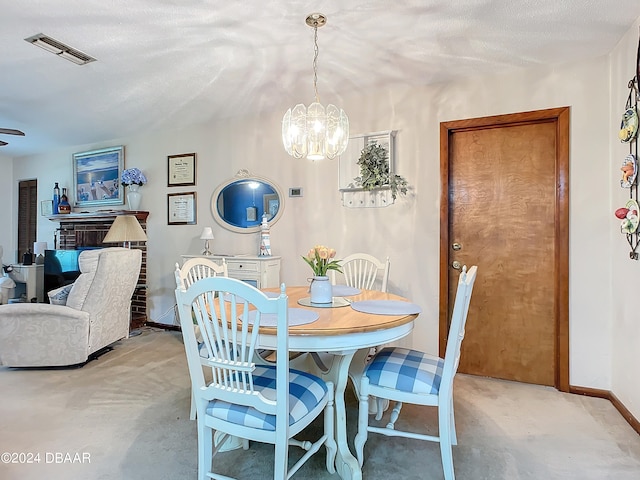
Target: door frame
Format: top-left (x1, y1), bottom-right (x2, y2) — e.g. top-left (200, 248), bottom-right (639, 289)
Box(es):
top-left (17, 179), bottom-right (38, 262)
top-left (439, 107), bottom-right (570, 392)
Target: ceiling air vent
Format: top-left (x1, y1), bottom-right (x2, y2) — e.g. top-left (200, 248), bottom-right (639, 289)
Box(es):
top-left (24, 33), bottom-right (96, 65)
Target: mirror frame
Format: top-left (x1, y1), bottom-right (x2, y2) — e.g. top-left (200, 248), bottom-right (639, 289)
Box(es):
top-left (210, 170), bottom-right (285, 234)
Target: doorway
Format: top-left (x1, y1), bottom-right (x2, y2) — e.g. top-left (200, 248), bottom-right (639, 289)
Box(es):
top-left (439, 107), bottom-right (569, 390)
top-left (17, 179), bottom-right (38, 262)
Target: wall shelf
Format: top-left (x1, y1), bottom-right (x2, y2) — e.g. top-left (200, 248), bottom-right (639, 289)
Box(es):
top-left (339, 130), bottom-right (397, 208)
top-left (48, 210), bottom-right (149, 223)
top-left (340, 188), bottom-right (394, 208)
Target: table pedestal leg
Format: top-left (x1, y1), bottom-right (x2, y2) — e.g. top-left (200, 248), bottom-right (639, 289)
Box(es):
top-left (310, 350), bottom-right (361, 480)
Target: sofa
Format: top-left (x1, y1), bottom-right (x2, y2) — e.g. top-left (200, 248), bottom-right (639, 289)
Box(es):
top-left (0, 247), bottom-right (142, 367)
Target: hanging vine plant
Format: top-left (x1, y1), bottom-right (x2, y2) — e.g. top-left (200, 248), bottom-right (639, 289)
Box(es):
top-left (351, 142), bottom-right (409, 200)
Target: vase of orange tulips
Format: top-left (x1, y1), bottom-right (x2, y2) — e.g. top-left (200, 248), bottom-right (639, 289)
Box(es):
top-left (302, 245), bottom-right (342, 304)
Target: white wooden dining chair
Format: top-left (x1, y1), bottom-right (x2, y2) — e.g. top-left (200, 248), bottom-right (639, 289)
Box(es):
top-left (331, 253), bottom-right (391, 381)
top-left (175, 277), bottom-right (337, 480)
top-left (175, 258), bottom-right (228, 420)
top-left (175, 257), bottom-right (228, 290)
top-left (354, 265), bottom-right (478, 480)
top-left (330, 252), bottom-right (390, 292)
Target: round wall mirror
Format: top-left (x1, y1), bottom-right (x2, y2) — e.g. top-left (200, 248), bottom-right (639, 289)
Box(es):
top-left (211, 170), bottom-right (285, 234)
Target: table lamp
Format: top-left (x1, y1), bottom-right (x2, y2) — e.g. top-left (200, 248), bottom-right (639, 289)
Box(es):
top-left (103, 215), bottom-right (148, 248)
top-left (33, 241), bottom-right (48, 264)
top-left (200, 227), bottom-right (214, 256)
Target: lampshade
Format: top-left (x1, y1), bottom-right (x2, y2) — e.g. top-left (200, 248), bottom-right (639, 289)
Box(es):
top-left (282, 13), bottom-right (349, 161)
top-left (199, 227), bottom-right (215, 240)
top-left (33, 241), bottom-right (48, 256)
top-left (103, 215), bottom-right (147, 247)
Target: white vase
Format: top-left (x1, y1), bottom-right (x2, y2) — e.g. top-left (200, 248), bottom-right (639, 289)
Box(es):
top-left (127, 184), bottom-right (142, 210)
top-left (310, 275), bottom-right (332, 304)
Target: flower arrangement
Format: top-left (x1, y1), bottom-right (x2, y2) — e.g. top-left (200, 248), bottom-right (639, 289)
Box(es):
top-left (352, 143), bottom-right (408, 200)
top-left (121, 168), bottom-right (147, 187)
top-left (302, 245), bottom-right (342, 277)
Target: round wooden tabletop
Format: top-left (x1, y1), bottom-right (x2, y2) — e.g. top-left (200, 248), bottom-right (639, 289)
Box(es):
top-left (261, 286), bottom-right (418, 336)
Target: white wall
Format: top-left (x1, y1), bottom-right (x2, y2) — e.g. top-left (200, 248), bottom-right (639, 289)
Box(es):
top-left (609, 18), bottom-right (640, 420)
top-left (11, 26), bottom-right (638, 410)
top-left (0, 154), bottom-right (14, 264)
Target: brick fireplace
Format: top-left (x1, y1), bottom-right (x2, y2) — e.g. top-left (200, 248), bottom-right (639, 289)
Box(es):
top-left (49, 210), bottom-right (148, 328)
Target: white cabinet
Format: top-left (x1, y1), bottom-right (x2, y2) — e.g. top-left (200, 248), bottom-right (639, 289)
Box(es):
top-left (9, 264), bottom-right (44, 302)
top-left (181, 255), bottom-right (281, 289)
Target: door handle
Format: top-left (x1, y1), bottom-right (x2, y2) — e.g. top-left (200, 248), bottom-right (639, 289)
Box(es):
top-left (452, 243), bottom-right (462, 251)
top-left (451, 260), bottom-right (462, 270)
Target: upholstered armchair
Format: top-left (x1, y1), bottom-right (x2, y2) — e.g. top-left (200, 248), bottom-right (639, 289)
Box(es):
top-left (0, 247), bottom-right (141, 367)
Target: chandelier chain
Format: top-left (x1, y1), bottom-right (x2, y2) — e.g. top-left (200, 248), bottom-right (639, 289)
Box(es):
top-left (312, 25), bottom-right (319, 103)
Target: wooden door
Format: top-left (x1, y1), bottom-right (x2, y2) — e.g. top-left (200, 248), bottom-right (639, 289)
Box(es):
top-left (439, 108), bottom-right (569, 390)
top-left (18, 179), bottom-right (37, 261)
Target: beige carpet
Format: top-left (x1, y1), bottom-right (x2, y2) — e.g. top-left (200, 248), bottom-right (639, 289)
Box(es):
top-left (1, 328), bottom-right (639, 479)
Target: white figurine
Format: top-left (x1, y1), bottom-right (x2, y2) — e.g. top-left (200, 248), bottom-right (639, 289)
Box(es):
top-left (259, 214), bottom-right (272, 256)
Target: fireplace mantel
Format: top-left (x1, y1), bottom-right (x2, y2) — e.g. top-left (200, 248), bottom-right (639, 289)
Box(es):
top-left (48, 210), bottom-right (149, 223)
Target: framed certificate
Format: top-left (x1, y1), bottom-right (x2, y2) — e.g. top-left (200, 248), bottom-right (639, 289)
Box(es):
top-left (168, 192), bottom-right (197, 225)
top-left (41, 200), bottom-right (53, 216)
top-left (167, 153), bottom-right (196, 187)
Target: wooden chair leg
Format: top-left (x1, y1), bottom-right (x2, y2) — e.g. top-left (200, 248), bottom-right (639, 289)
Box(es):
top-left (438, 403), bottom-right (455, 480)
top-left (198, 421), bottom-right (212, 480)
top-left (386, 401), bottom-right (403, 429)
top-left (190, 389), bottom-right (197, 420)
top-left (273, 436), bottom-right (288, 480)
top-left (354, 377), bottom-right (370, 467)
top-left (372, 396), bottom-right (390, 419)
top-left (324, 385), bottom-right (337, 473)
top-left (449, 396), bottom-right (457, 445)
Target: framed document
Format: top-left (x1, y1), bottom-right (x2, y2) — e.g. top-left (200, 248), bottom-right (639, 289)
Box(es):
top-left (167, 153), bottom-right (196, 187)
top-left (41, 200), bottom-right (53, 216)
top-left (168, 192), bottom-right (197, 225)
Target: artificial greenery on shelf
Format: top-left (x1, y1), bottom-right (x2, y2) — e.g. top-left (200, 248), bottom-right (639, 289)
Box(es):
top-left (351, 142), bottom-right (409, 200)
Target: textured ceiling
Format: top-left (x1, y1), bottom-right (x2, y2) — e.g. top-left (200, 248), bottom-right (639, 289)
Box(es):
top-left (1, 0), bottom-right (639, 157)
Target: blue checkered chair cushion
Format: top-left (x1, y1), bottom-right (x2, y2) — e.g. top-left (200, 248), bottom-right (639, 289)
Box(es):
top-left (364, 347), bottom-right (444, 395)
top-left (206, 365), bottom-right (328, 431)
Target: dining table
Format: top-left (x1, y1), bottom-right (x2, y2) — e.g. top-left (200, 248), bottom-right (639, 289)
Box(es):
top-left (258, 285), bottom-right (420, 480)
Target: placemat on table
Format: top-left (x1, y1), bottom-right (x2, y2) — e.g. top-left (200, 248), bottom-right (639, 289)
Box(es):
top-left (350, 300), bottom-right (422, 315)
top-left (244, 308), bottom-right (319, 327)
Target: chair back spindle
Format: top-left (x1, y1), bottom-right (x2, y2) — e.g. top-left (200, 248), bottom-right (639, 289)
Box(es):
top-left (331, 253), bottom-right (390, 292)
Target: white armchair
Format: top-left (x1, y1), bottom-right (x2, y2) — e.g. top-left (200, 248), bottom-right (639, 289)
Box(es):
top-left (0, 247), bottom-right (142, 367)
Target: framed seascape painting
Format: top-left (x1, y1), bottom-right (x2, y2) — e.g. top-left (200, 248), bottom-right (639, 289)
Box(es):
top-left (73, 146), bottom-right (124, 207)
